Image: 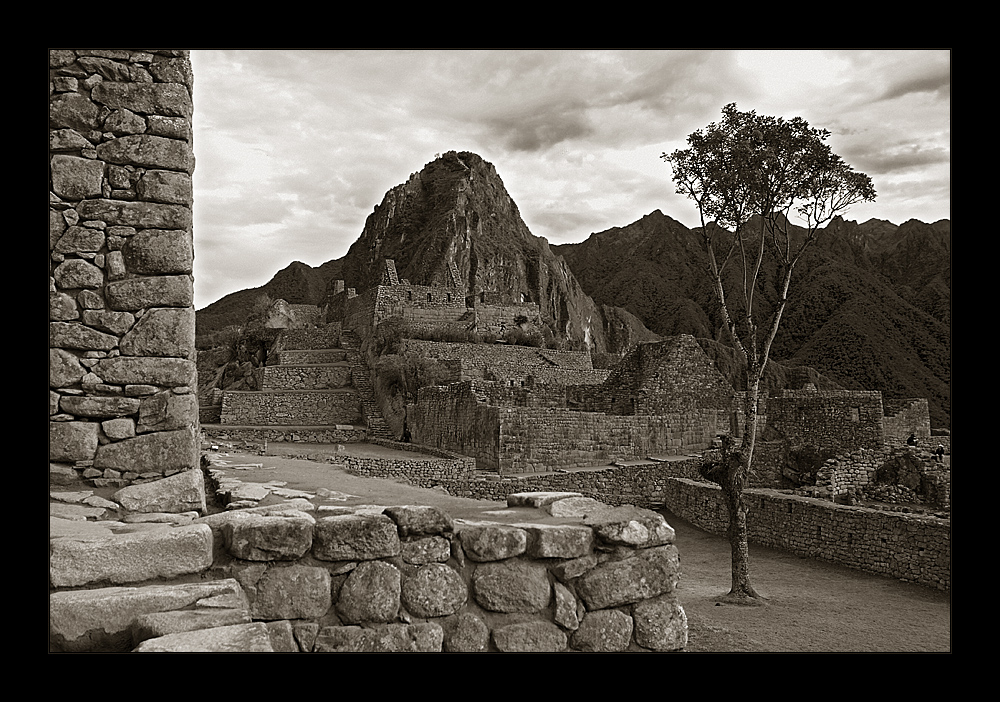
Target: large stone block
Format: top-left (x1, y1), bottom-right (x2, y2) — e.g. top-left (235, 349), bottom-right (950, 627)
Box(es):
top-left (123, 230), bottom-right (193, 275)
top-left (631, 593), bottom-right (688, 651)
top-left (471, 559), bottom-right (551, 613)
top-left (49, 92), bottom-right (100, 131)
top-left (520, 523), bottom-right (595, 559)
top-left (60, 395), bottom-right (140, 418)
top-left (314, 623), bottom-right (443, 653)
top-left (574, 544), bottom-right (681, 611)
top-left (492, 621), bottom-right (567, 652)
top-left (50, 155), bottom-right (105, 200)
top-left (96, 134), bottom-right (194, 172)
top-left (313, 513), bottom-right (401, 561)
top-left (120, 307), bottom-right (194, 357)
top-left (96, 356), bottom-right (196, 387)
top-left (91, 82), bottom-right (193, 118)
top-left (50, 321), bottom-right (117, 351)
top-left (336, 560), bottom-right (401, 624)
top-left (221, 513), bottom-right (314, 561)
top-left (570, 609), bottom-right (634, 652)
top-left (401, 563), bottom-right (467, 618)
top-left (459, 522), bottom-right (527, 562)
top-left (105, 275), bottom-right (193, 310)
top-left (54, 225), bottom-right (106, 254)
top-left (382, 505), bottom-right (455, 537)
top-left (112, 467), bottom-right (205, 513)
top-left (81, 310), bottom-right (135, 336)
top-left (137, 391), bottom-right (197, 433)
top-left (94, 427), bottom-right (198, 474)
top-left (49, 523), bottom-right (213, 588)
top-left (49, 420), bottom-right (99, 462)
top-left (136, 170), bottom-right (192, 205)
top-left (50, 578), bottom-right (248, 652)
top-left (53, 259), bottom-right (104, 290)
top-left (77, 199), bottom-right (191, 230)
top-left (133, 623), bottom-right (274, 652)
top-left (50, 348), bottom-right (85, 388)
top-left (246, 565), bottom-right (332, 620)
top-left (585, 505), bottom-right (676, 548)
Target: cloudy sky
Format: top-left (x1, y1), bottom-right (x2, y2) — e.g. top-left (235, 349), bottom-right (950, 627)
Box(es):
top-left (190, 49), bottom-right (951, 310)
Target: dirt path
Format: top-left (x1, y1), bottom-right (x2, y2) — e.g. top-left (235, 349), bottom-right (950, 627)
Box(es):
top-left (662, 509), bottom-right (951, 652)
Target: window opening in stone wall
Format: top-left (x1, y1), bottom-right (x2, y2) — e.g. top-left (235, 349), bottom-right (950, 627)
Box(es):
top-left (427, 293), bottom-right (433, 302)
top-left (407, 291), bottom-right (412, 301)
top-left (447, 293), bottom-right (452, 302)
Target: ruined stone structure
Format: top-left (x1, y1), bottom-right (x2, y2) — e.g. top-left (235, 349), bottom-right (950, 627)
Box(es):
top-left (208, 322), bottom-right (388, 444)
top-left (407, 335), bottom-right (736, 475)
top-left (325, 259), bottom-right (544, 342)
top-left (49, 50), bottom-right (199, 483)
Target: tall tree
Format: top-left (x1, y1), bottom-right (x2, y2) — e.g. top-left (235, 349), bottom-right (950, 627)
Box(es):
top-left (662, 104), bottom-right (875, 601)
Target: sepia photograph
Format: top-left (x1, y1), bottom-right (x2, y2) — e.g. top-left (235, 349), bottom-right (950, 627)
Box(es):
top-left (49, 49), bottom-right (950, 652)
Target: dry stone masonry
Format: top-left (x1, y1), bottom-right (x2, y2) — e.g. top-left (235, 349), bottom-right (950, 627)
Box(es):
top-left (50, 50), bottom-right (199, 486)
top-left (50, 488), bottom-right (688, 653)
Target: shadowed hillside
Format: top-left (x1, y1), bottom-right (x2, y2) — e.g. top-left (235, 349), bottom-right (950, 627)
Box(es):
top-left (554, 212), bottom-right (951, 427)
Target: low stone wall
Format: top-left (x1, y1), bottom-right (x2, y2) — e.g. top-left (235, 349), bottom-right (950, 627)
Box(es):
top-left (258, 364), bottom-right (352, 390)
top-left (342, 453), bottom-right (475, 482)
top-left (277, 349), bottom-right (348, 365)
top-left (659, 477), bottom-right (950, 591)
top-left (279, 324), bottom-right (342, 351)
top-left (221, 389), bottom-right (362, 426)
top-left (50, 489), bottom-right (687, 653)
top-left (204, 425), bottom-right (369, 444)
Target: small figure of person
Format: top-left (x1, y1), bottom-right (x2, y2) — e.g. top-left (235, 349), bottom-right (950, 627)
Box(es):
top-left (906, 433), bottom-right (918, 446)
top-left (935, 444), bottom-right (945, 464)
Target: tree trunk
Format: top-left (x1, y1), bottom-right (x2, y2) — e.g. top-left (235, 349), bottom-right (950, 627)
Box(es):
top-left (723, 375), bottom-right (762, 600)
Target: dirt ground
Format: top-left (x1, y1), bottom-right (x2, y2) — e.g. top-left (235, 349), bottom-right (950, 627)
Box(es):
top-left (201, 445), bottom-right (951, 653)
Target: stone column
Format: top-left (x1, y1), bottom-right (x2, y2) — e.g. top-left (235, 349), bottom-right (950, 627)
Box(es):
top-left (49, 50), bottom-right (198, 483)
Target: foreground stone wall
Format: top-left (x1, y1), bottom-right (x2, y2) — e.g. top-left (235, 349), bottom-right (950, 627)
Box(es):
top-left (50, 489), bottom-right (688, 653)
top-left (49, 50), bottom-right (199, 480)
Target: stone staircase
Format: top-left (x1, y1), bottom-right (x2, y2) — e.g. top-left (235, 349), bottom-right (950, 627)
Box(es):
top-left (212, 324), bottom-right (390, 443)
top-left (339, 330), bottom-right (393, 440)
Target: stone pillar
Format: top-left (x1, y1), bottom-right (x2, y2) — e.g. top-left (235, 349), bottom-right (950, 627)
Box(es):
top-left (49, 50), bottom-right (198, 481)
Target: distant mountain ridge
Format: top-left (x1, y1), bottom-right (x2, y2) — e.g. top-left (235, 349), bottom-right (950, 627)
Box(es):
top-left (552, 211), bottom-right (951, 427)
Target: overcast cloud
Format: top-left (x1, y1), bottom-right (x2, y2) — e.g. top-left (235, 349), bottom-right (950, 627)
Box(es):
top-left (190, 49), bottom-right (950, 310)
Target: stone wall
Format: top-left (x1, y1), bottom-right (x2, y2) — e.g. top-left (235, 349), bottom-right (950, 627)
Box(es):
top-left (883, 398), bottom-right (932, 441)
top-left (221, 389), bottom-right (363, 426)
top-left (409, 383), bottom-right (501, 471)
top-left (762, 388), bottom-right (885, 453)
top-left (257, 364), bottom-right (352, 390)
top-left (410, 382), bottom-right (721, 475)
top-left (497, 407), bottom-right (722, 474)
top-left (402, 339), bottom-right (596, 383)
top-left (658, 478), bottom-right (949, 591)
top-left (50, 489), bottom-right (688, 653)
top-left (49, 50), bottom-right (199, 480)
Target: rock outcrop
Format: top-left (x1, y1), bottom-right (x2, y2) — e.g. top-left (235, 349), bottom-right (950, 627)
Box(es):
top-left (336, 151), bottom-right (657, 355)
